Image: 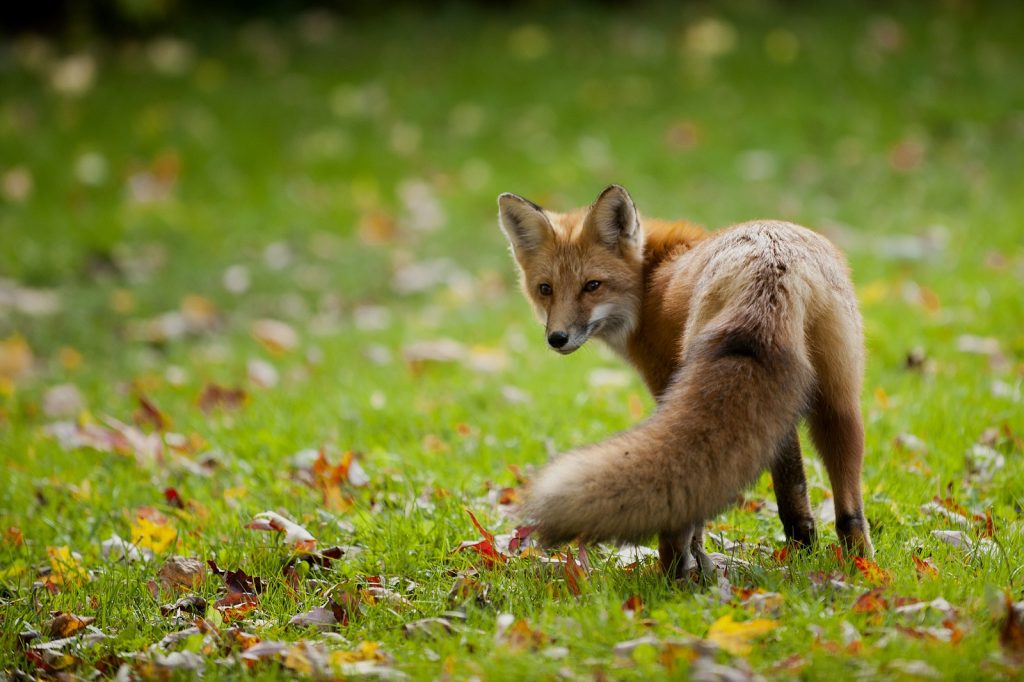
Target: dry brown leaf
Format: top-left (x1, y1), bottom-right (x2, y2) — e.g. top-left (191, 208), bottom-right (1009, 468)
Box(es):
top-left (252, 318), bottom-right (299, 353)
top-left (1001, 595), bottom-right (1024, 663)
top-left (157, 556), bottom-right (206, 591)
top-left (46, 612), bottom-right (95, 638)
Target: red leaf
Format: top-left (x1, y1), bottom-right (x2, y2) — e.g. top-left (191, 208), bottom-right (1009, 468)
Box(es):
top-left (452, 539), bottom-right (507, 568)
top-left (465, 508), bottom-right (496, 546)
top-left (508, 525), bottom-right (536, 554)
top-left (163, 487), bottom-right (185, 509)
top-left (452, 509), bottom-right (508, 568)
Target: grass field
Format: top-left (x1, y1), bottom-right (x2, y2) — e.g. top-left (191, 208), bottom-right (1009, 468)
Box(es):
top-left (2, 1), bottom-right (1024, 679)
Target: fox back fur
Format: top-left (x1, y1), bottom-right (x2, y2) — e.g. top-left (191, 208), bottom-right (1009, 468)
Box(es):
top-left (498, 185), bottom-right (873, 561)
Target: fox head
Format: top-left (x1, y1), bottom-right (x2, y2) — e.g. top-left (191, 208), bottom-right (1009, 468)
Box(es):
top-left (497, 184), bottom-right (645, 354)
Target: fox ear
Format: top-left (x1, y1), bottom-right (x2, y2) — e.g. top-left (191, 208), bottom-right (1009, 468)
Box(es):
top-left (498, 193), bottom-right (554, 258)
top-left (587, 184), bottom-right (642, 253)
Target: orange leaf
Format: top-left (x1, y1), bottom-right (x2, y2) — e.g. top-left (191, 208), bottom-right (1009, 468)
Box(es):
top-left (48, 612), bottom-right (96, 638)
top-left (852, 588), bottom-right (888, 613)
top-left (912, 555), bottom-right (939, 578)
top-left (622, 594), bottom-right (644, 616)
top-left (562, 547), bottom-right (586, 596)
top-left (853, 556), bottom-right (892, 585)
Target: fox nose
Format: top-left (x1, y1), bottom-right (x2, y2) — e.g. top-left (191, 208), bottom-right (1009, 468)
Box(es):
top-left (547, 331), bottom-right (569, 349)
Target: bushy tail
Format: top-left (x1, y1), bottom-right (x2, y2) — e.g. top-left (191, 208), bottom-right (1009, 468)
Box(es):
top-left (523, 306), bottom-right (814, 546)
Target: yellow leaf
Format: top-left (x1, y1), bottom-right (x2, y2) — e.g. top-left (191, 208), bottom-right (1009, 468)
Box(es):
top-left (131, 516), bottom-right (177, 553)
top-left (284, 643), bottom-right (314, 674)
top-left (874, 386), bottom-right (890, 410)
top-left (330, 641), bottom-right (385, 665)
top-left (46, 546), bottom-right (90, 586)
top-left (858, 280), bottom-right (889, 305)
top-left (59, 346), bottom-right (83, 370)
top-left (0, 334), bottom-right (33, 381)
top-left (706, 614), bottom-right (778, 655)
top-left (0, 559), bottom-right (28, 580)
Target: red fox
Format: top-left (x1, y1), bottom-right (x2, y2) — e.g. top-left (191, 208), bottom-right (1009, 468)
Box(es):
top-left (497, 184), bottom-right (873, 576)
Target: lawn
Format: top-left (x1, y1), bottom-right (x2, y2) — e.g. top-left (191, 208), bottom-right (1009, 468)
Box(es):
top-left (1, 1), bottom-right (1023, 679)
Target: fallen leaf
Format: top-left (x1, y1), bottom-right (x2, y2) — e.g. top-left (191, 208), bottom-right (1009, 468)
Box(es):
top-left (131, 515), bottom-right (177, 553)
top-left (0, 334), bottom-right (34, 381)
top-left (42, 384), bottom-right (84, 418)
top-left (252, 318), bottom-right (299, 353)
top-left (160, 595), bottom-right (207, 618)
top-left (402, 338), bottom-right (465, 368)
top-left (247, 511), bottom-right (316, 551)
top-left (157, 556), bottom-right (206, 590)
top-left (46, 612), bottom-right (96, 638)
top-left (561, 547), bottom-right (587, 596)
top-left (932, 529), bottom-right (996, 556)
top-left (214, 591), bottom-right (260, 621)
top-left (240, 640), bottom-right (291, 663)
top-left (853, 588), bottom-right (888, 613)
top-left (5, 526), bottom-right (24, 547)
top-left (706, 614), bottom-right (778, 656)
top-left (207, 560), bottom-right (265, 594)
top-left (45, 546), bottom-right (89, 587)
top-left (1000, 595), bottom-right (1024, 663)
top-left (164, 487), bottom-right (185, 509)
top-left (247, 358), bottom-right (279, 388)
top-left (403, 617), bottom-right (455, 639)
top-left (288, 605), bottom-right (340, 630)
top-left (148, 650), bottom-right (205, 673)
top-left (100, 533), bottom-right (149, 563)
top-left (452, 509), bottom-right (508, 568)
top-left (496, 615), bottom-right (547, 651)
top-left (197, 383), bottom-right (247, 413)
top-left (134, 395), bottom-right (169, 431)
top-left (913, 555), bottom-right (939, 578)
top-left (853, 556), bottom-right (892, 585)
top-left (507, 524), bottom-right (536, 554)
top-left (622, 595), bottom-right (644, 618)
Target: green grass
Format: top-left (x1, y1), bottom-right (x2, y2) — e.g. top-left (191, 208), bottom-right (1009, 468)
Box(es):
top-left (2, 1), bottom-right (1024, 678)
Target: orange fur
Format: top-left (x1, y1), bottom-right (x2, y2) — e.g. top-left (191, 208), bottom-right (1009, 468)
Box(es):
top-left (497, 185), bottom-right (873, 576)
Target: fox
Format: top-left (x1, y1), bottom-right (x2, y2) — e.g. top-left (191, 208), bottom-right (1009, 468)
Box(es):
top-left (496, 184), bottom-right (873, 576)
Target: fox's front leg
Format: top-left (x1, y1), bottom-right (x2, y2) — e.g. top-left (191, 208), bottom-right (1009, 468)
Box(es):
top-left (658, 524), bottom-right (709, 579)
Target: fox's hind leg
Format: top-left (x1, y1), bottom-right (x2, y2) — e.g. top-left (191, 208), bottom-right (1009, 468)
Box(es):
top-left (809, 404), bottom-right (872, 557)
top-left (658, 524), bottom-right (710, 580)
top-left (807, 298), bottom-right (873, 558)
top-left (770, 428), bottom-right (816, 547)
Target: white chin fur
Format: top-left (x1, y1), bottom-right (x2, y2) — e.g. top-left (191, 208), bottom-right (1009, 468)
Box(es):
top-left (589, 303), bottom-right (636, 354)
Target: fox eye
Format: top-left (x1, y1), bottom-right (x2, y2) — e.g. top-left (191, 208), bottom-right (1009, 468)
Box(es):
top-left (538, 283), bottom-right (552, 296)
top-left (583, 280), bottom-right (601, 293)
